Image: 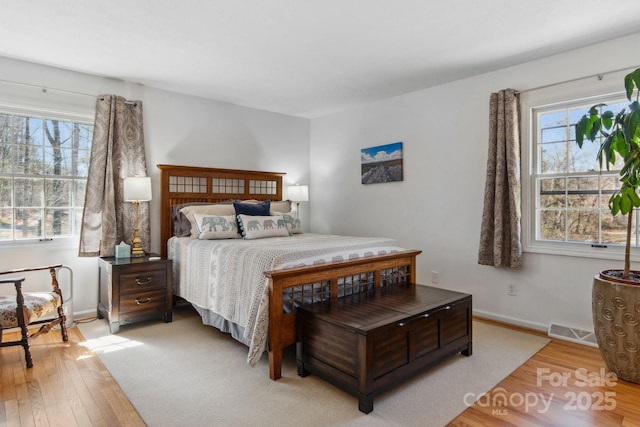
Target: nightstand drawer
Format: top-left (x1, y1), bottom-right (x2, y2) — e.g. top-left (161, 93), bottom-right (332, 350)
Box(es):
top-left (119, 289), bottom-right (167, 314)
top-left (120, 268), bottom-right (167, 293)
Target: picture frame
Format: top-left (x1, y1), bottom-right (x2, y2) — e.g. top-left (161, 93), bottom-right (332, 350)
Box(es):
top-left (361, 142), bottom-right (403, 184)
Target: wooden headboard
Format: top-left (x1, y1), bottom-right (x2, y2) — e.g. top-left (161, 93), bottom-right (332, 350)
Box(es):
top-left (157, 164), bottom-right (286, 258)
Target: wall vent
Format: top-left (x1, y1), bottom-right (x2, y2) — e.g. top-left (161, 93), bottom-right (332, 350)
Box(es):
top-left (548, 323), bottom-right (598, 347)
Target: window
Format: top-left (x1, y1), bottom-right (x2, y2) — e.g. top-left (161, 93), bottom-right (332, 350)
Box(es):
top-left (531, 95), bottom-right (633, 250)
top-left (0, 110), bottom-right (93, 241)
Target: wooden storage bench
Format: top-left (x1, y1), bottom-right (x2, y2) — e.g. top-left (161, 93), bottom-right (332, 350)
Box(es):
top-left (296, 282), bottom-right (472, 413)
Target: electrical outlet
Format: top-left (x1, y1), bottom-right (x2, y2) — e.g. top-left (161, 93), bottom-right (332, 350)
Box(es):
top-left (431, 271), bottom-right (439, 284)
top-left (508, 283), bottom-right (517, 296)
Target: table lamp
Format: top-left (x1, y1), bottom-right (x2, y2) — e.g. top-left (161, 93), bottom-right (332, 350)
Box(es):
top-left (123, 176), bottom-right (152, 257)
top-left (288, 184), bottom-right (309, 210)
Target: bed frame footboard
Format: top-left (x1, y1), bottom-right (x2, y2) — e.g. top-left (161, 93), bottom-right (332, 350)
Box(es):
top-left (264, 249), bottom-right (421, 380)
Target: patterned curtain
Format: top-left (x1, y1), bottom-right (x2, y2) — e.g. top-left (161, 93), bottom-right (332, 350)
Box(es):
top-left (78, 95), bottom-right (150, 257)
top-left (478, 89), bottom-right (522, 268)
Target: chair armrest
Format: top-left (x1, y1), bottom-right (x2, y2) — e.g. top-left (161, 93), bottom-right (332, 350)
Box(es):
top-left (0, 277), bottom-right (25, 284)
top-left (0, 265), bottom-right (63, 276)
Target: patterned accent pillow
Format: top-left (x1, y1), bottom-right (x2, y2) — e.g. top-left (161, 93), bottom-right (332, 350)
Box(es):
top-left (193, 214), bottom-right (241, 239)
top-left (237, 214), bottom-right (290, 240)
top-left (172, 202), bottom-right (223, 237)
top-left (271, 209), bottom-right (303, 234)
top-left (180, 204), bottom-right (236, 238)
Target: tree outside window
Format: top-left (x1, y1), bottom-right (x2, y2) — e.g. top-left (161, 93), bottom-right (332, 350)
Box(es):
top-left (0, 112), bottom-right (92, 241)
top-left (533, 98), bottom-right (633, 246)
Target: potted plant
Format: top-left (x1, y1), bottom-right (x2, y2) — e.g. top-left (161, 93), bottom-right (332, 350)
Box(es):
top-left (575, 67), bottom-right (640, 384)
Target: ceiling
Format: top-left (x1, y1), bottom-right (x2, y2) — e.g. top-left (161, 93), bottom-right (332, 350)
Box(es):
top-left (2, 1), bottom-right (640, 118)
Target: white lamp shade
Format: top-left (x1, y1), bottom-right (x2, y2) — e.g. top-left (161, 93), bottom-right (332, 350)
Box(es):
top-left (123, 176), bottom-right (152, 202)
top-left (288, 185), bottom-right (309, 202)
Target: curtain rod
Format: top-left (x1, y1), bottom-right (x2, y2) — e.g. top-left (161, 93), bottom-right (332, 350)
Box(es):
top-left (516, 65), bottom-right (639, 95)
top-left (0, 78), bottom-right (137, 104)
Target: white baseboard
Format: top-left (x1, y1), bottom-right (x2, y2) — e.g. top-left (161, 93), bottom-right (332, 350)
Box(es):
top-left (72, 309), bottom-right (99, 321)
top-left (473, 309), bottom-right (600, 348)
top-left (472, 309), bottom-right (548, 333)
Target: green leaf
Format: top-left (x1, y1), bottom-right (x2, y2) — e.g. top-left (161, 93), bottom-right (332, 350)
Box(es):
top-left (585, 115), bottom-right (595, 138)
top-left (624, 110), bottom-right (640, 142)
top-left (613, 131), bottom-right (629, 157)
top-left (629, 188), bottom-right (640, 207)
top-left (621, 153), bottom-right (635, 177)
top-left (602, 110), bottom-right (614, 129)
top-left (611, 194), bottom-right (621, 216)
top-left (601, 138), bottom-right (613, 169)
top-left (575, 116), bottom-right (587, 147)
top-left (589, 119), bottom-right (602, 140)
top-left (625, 69), bottom-right (640, 101)
top-left (620, 192), bottom-right (631, 215)
top-left (589, 117), bottom-right (602, 141)
top-left (625, 72), bottom-right (634, 100)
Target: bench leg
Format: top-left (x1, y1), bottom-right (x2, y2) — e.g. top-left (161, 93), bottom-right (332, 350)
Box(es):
top-left (462, 342), bottom-right (473, 357)
top-left (296, 342), bottom-right (309, 377)
top-left (358, 393), bottom-right (373, 414)
top-left (297, 359), bottom-right (309, 377)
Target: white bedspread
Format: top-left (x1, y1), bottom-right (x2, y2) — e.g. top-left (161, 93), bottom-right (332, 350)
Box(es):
top-left (169, 233), bottom-right (403, 365)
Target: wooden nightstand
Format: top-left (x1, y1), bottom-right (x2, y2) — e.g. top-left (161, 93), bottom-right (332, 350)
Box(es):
top-left (98, 254), bottom-right (172, 333)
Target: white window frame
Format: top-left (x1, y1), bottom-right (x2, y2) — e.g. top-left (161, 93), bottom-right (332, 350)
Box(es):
top-left (521, 69), bottom-right (640, 262)
top-left (0, 102), bottom-right (94, 248)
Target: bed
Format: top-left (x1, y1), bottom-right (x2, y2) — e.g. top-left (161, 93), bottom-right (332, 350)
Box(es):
top-left (158, 164), bottom-right (422, 379)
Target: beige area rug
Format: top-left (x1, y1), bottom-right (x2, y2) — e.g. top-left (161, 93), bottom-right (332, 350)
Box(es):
top-left (78, 305), bottom-right (549, 427)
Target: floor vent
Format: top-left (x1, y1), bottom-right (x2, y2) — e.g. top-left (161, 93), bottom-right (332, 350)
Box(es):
top-left (548, 323), bottom-right (598, 347)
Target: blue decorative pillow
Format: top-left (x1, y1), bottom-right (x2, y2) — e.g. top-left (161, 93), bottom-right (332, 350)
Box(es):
top-left (233, 200), bottom-right (271, 216)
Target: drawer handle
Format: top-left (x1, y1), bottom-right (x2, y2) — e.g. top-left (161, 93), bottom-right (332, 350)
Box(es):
top-left (444, 305), bottom-right (451, 310)
top-left (423, 313), bottom-right (430, 318)
top-left (135, 297), bottom-right (152, 305)
top-left (398, 322), bottom-right (406, 327)
top-left (135, 276), bottom-right (152, 286)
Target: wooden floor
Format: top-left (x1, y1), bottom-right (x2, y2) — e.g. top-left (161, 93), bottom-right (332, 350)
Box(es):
top-left (450, 320), bottom-right (640, 427)
top-left (0, 324), bottom-right (145, 427)
top-left (1, 319), bottom-right (639, 426)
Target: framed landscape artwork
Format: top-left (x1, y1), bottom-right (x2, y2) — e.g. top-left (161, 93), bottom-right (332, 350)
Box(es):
top-left (361, 142), bottom-right (403, 184)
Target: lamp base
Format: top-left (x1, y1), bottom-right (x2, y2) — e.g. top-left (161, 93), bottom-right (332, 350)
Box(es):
top-left (131, 248), bottom-right (146, 257)
top-left (131, 228), bottom-right (145, 257)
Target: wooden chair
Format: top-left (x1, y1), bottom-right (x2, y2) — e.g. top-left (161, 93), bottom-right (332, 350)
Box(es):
top-left (0, 265), bottom-right (68, 368)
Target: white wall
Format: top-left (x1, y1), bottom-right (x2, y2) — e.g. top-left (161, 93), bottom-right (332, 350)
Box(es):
top-left (309, 32), bottom-right (640, 333)
top-left (0, 56), bottom-right (310, 319)
top-left (3, 31), bottom-right (639, 331)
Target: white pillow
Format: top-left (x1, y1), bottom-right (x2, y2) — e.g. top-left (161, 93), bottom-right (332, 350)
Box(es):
top-left (270, 200), bottom-right (292, 213)
top-left (193, 214), bottom-right (241, 239)
top-left (237, 214), bottom-right (290, 240)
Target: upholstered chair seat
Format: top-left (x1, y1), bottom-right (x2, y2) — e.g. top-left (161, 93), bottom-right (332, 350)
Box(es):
top-left (0, 291), bottom-right (62, 328)
top-left (0, 265), bottom-right (68, 368)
